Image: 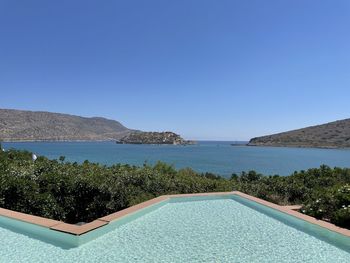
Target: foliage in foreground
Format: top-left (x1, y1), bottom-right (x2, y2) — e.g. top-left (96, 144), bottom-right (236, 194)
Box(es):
top-left (0, 149), bottom-right (231, 223)
top-left (0, 149), bottom-right (349, 229)
top-left (231, 167), bottom-right (350, 228)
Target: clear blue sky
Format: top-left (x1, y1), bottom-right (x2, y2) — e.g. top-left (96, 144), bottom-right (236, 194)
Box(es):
top-left (1, 0), bottom-right (349, 140)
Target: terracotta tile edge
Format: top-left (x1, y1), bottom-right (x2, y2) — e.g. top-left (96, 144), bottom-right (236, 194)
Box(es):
top-left (98, 195), bottom-right (170, 222)
top-left (165, 192), bottom-right (234, 198)
top-left (283, 205), bottom-right (302, 210)
top-left (0, 207), bottom-right (61, 228)
top-left (99, 192), bottom-right (234, 223)
top-left (50, 220), bottom-right (108, 235)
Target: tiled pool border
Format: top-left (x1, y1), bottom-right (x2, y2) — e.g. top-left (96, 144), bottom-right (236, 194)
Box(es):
top-left (1, 191), bottom-right (350, 238)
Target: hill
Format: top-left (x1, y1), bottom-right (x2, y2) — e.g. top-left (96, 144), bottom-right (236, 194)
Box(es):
top-left (0, 109), bottom-right (132, 141)
top-left (248, 118), bottom-right (350, 148)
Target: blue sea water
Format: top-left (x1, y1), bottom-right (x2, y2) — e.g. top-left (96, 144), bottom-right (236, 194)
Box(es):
top-left (3, 141), bottom-right (350, 177)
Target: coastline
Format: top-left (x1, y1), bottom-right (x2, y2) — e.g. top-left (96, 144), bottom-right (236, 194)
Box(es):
top-left (1, 139), bottom-right (116, 143)
top-left (3, 140), bottom-right (350, 149)
top-left (246, 143), bottom-right (350, 150)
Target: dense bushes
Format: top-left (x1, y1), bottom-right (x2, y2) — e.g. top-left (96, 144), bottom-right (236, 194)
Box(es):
top-left (231, 166), bottom-right (350, 228)
top-left (301, 184), bottom-right (350, 228)
top-left (0, 148), bottom-right (349, 229)
top-left (0, 149), bottom-right (231, 223)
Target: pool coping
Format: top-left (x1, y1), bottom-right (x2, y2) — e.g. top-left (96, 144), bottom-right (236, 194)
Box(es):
top-left (1, 191), bottom-right (350, 237)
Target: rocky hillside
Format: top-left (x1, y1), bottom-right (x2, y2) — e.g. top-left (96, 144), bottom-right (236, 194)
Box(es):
top-left (248, 118), bottom-right (350, 148)
top-left (118, 131), bottom-right (195, 145)
top-left (0, 109), bottom-right (132, 141)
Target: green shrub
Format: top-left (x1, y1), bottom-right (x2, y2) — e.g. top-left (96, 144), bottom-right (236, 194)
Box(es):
top-left (1, 149), bottom-right (350, 230)
top-left (332, 208), bottom-right (350, 228)
top-left (0, 149), bottom-right (231, 223)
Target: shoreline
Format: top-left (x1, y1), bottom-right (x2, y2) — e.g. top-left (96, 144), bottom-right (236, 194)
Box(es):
top-left (246, 144), bottom-right (350, 150)
top-left (1, 139), bottom-right (116, 143)
top-left (3, 140), bottom-right (350, 150)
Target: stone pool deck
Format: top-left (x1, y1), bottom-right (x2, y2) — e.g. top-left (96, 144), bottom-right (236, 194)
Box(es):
top-left (1, 191), bottom-right (350, 237)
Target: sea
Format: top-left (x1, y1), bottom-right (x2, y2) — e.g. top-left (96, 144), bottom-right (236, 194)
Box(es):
top-left (3, 141), bottom-right (350, 178)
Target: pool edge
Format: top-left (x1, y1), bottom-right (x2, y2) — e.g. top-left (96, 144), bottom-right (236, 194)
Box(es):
top-left (232, 191), bottom-right (350, 238)
top-left (1, 191), bottom-right (350, 238)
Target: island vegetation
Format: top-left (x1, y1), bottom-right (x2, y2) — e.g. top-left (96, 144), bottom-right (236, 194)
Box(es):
top-left (118, 131), bottom-right (195, 145)
top-left (0, 146), bottom-right (349, 229)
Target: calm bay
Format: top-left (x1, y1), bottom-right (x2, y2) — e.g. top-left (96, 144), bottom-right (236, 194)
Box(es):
top-left (3, 141), bottom-right (350, 177)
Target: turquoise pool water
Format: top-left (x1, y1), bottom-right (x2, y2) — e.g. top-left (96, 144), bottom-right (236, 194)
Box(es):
top-left (1, 197), bottom-right (350, 262)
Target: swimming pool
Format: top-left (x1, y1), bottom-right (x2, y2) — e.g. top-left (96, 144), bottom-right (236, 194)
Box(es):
top-left (1, 194), bottom-right (350, 262)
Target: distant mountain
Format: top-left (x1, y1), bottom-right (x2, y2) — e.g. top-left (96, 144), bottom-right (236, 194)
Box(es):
top-left (0, 109), bottom-right (132, 141)
top-left (248, 119), bottom-right (350, 148)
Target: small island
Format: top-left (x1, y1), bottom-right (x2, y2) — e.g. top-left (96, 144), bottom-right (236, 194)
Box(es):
top-left (117, 131), bottom-right (196, 145)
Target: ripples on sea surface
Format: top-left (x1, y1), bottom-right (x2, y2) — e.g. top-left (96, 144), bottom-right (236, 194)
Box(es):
top-left (3, 141), bottom-right (350, 177)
